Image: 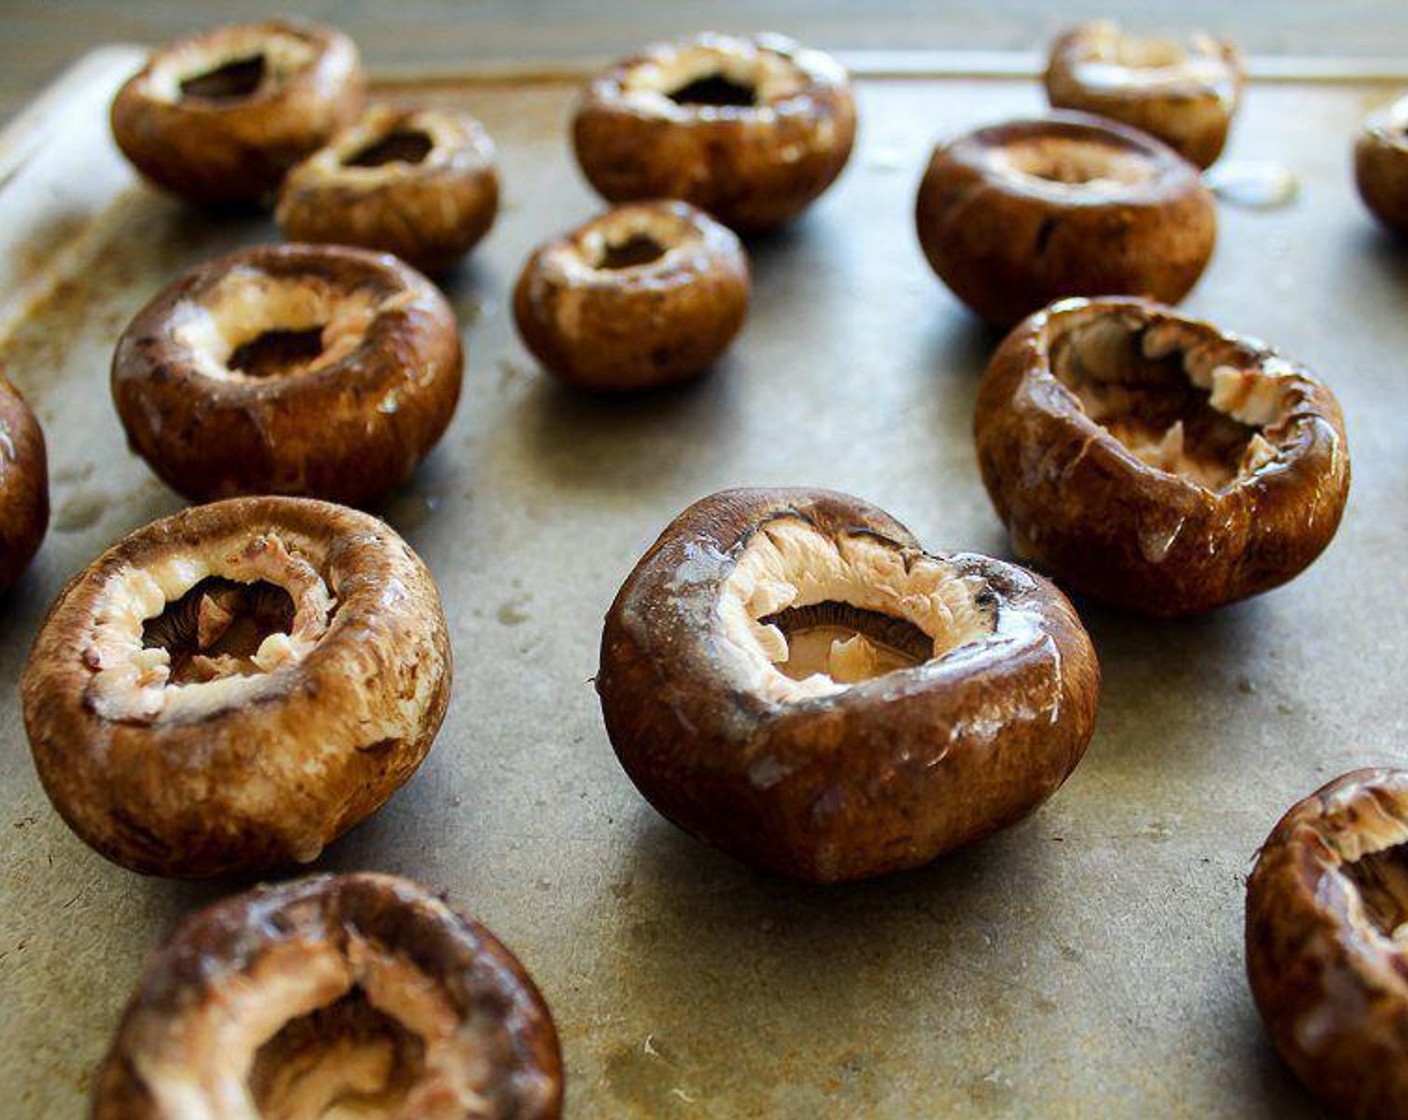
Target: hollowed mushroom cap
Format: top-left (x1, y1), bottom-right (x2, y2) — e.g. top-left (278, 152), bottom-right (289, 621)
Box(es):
top-left (1355, 94), bottom-right (1408, 237)
top-left (572, 32), bottom-right (857, 231)
top-left (111, 20), bottom-right (366, 207)
top-left (0, 376), bottom-right (48, 595)
top-left (597, 487), bottom-right (1101, 883)
top-left (975, 297), bottom-right (1349, 617)
top-left (1246, 770), bottom-right (1408, 1120)
top-left (277, 104), bottom-right (501, 273)
top-left (22, 497), bottom-right (451, 877)
top-left (1044, 21), bottom-right (1244, 169)
top-left (112, 243), bottom-right (462, 507)
top-left (513, 200), bottom-right (750, 392)
top-left (915, 112), bottom-right (1216, 326)
top-left (92, 873), bottom-right (563, 1119)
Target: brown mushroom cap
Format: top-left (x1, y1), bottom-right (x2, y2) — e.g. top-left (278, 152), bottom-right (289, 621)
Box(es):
top-left (1044, 21), bottom-right (1243, 169)
top-left (22, 497), bottom-right (451, 877)
top-left (513, 200), bottom-right (750, 392)
top-left (572, 32), bottom-right (857, 231)
top-left (915, 112), bottom-right (1216, 326)
top-left (112, 242), bottom-right (462, 506)
top-left (0, 376), bottom-right (48, 595)
top-left (92, 873), bottom-right (564, 1119)
top-left (1355, 94), bottom-right (1408, 237)
top-left (597, 487), bottom-right (1101, 883)
top-left (974, 297), bottom-right (1350, 617)
top-left (277, 103), bottom-right (501, 273)
top-left (1246, 770), bottom-right (1408, 1120)
top-left (111, 20), bottom-right (366, 208)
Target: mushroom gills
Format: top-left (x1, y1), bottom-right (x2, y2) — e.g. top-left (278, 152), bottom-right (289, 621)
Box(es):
top-left (667, 73), bottom-right (758, 107)
top-left (1053, 316), bottom-right (1280, 490)
top-left (142, 577), bottom-right (295, 685)
top-left (179, 54), bottom-right (268, 101)
top-left (1343, 843), bottom-right (1408, 946)
top-left (229, 327), bottom-right (329, 378)
top-left (761, 602), bottom-right (932, 684)
top-left (597, 233), bottom-right (667, 270)
top-left (249, 990), bottom-right (426, 1120)
top-left (345, 130), bottom-right (435, 169)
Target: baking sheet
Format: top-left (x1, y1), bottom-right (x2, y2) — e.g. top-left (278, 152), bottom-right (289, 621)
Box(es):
top-left (3, 46), bottom-right (1405, 1118)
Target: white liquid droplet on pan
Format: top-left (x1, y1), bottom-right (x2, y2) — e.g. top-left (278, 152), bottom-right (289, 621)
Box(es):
top-left (1205, 161), bottom-right (1300, 210)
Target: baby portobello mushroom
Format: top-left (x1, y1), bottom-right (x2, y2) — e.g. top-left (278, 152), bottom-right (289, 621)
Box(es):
top-left (573, 32), bottom-right (857, 231)
top-left (597, 487), bottom-right (1101, 883)
top-left (1045, 20), bottom-right (1244, 169)
top-left (514, 200), bottom-right (750, 392)
top-left (92, 873), bottom-right (564, 1119)
top-left (112, 243), bottom-right (462, 506)
top-left (975, 297), bottom-right (1350, 617)
top-left (0, 376), bottom-right (48, 595)
top-left (1247, 770), bottom-right (1408, 1120)
top-left (915, 112), bottom-right (1216, 326)
top-left (278, 103), bottom-right (501, 273)
top-left (1355, 94), bottom-right (1408, 237)
top-left (111, 20), bottom-right (365, 207)
top-left (22, 498), bottom-right (451, 877)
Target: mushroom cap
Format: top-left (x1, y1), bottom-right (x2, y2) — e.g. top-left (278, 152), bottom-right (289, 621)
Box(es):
top-left (597, 487), bottom-right (1101, 882)
top-left (1044, 20), bottom-right (1244, 169)
top-left (0, 375), bottom-right (48, 595)
top-left (513, 200), bottom-right (750, 392)
top-left (110, 19), bottom-right (366, 207)
top-left (1355, 95), bottom-right (1408, 237)
top-left (92, 872), bottom-right (564, 1119)
top-left (974, 297), bottom-right (1350, 616)
top-left (1246, 770), bottom-right (1408, 1120)
top-left (22, 497), bottom-right (452, 877)
top-left (278, 103), bottom-right (501, 273)
top-left (111, 242), bottom-right (462, 507)
top-left (915, 111), bottom-right (1216, 326)
top-left (572, 32), bottom-right (857, 231)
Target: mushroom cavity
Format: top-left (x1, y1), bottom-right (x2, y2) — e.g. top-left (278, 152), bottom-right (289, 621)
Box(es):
top-left (1344, 842), bottom-right (1408, 946)
top-left (991, 134), bottom-right (1156, 191)
top-left (85, 533), bottom-right (334, 724)
top-left (344, 128), bottom-right (435, 168)
top-left (719, 516), bottom-right (995, 701)
top-left (620, 41), bottom-right (806, 109)
top-left (170, 267), bottom-right (405, 382)
top-left (1061, 24), bottom-right (1235, 97)
top-left (1052, 312), bottom-right (1286, 490)
top-left (149, 27), bottom-right (317, 105)
top-left (232, 944), bottom-right (492, 1120)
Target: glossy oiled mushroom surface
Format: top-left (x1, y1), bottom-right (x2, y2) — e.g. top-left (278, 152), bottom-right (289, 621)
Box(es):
top-left (976, 297), bottom-right (1349, 616)
top-left (573, 32), bottom-right (856, 230)
top-left (1045, 20), bottom-right (1243, 168)
top-left (23, 497), bottom-right (451, 877)
top-left (598, 487), bottom-right (1100, 882)
top-left (1247, 771), bottom-right (1408, 1120)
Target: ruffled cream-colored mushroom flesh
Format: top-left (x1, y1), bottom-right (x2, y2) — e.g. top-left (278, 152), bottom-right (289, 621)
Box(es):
top-left (84, 533), bottom-right (335, 723)
top-left (718, 517), bottom-right (997, 701)
top-left (1051, 312), bottom-right (1290, 490)
top-left (1319, 786), bottom-right (1408, 949)
top-left (140, 938), bottom-right (494, 1120)
top-left (170, 267), bottom-right (413, 381)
